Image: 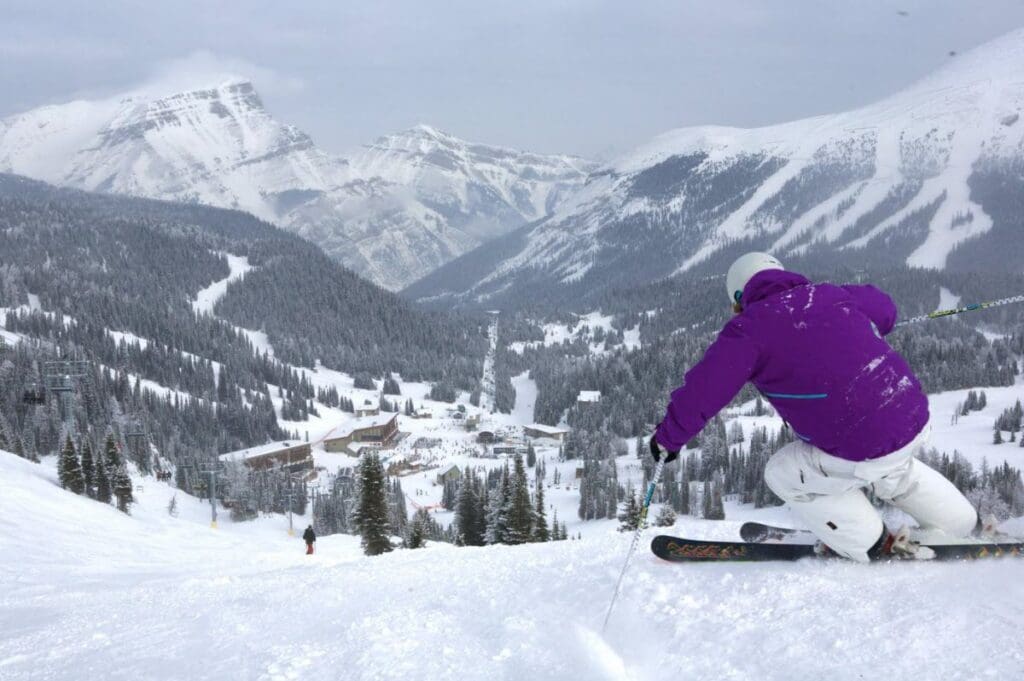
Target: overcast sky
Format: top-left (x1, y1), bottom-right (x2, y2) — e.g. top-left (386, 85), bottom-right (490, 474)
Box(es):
top-left (4, 1), bottom-right (1024, 159)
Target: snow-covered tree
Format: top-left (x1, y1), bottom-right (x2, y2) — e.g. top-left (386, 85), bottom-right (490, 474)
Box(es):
top-left (79, 437), bottom-right (95, 499)
top-left (104, 433), bottom-right (122, 471)
top-left (113, 465), bottom-right (134, 514)
top-left (504, 453), bottom-right (535, 544)
top-left (532, 482), bottom-right (549, 542)
top-left (382, 375), bottom-right (401, 395)
top-left (405, 509), bottom-right (428, 549)
top-left (617, 490), bottom-right (641, 532)
top-left (654, 504), bottom-right (677, 527)
top-left (353, 453), bottom-right (392, 556)
top-left (58, 435), bottom-right (84, 495)
top-left (455, 470), bottom-right (484, 546)
top-left (484, 465), bottom-right (510, 544)
top-left (95, 449), bottom-right (112, 504)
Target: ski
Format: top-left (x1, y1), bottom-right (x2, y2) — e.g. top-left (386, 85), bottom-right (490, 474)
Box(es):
top-left (740, 521), bottom-right (812, 543)
top-left (651, 534), bottom-right (1024, 563)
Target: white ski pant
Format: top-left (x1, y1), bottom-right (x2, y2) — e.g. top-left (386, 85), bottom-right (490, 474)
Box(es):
top-left (763, 427), bottom-right (977, 562)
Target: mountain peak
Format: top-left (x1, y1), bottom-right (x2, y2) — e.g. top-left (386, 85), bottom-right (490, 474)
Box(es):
top-left (140, 78), bottom-right (265, 115)
top-left (377, 124), bottom-right (461, 149)
top-left (913, 26), bottom-right (1024, 90)
top-left (124, 74), bottom-right (261, 107)
top-left (408, 123), bottom-right (448, 138)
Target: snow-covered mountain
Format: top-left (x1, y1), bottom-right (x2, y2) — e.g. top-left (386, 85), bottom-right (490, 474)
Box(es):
top-left (286, 125), bottom-right (596, 289)
top-left (0, 81), bottom-right (342, 221)
top-left (407, 28), bottom-right (1024, 307)
top-left (0, 83), bottom-right (595, 290)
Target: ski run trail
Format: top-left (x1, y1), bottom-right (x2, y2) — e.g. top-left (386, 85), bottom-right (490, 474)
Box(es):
top-left (2, 451), bottom-right (1023, 681)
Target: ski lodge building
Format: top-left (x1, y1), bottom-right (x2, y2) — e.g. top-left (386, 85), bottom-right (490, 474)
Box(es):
top-left (523, 424), bottom-right (569, 442)
top-left (321, 413), bottom-right (400, 453)
top-left (436, 464), bottom-right (462, 485)
top-left (218, 441), bottom-right (314, 476)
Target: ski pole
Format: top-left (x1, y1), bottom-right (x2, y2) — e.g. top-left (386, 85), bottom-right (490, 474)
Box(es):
top-left (602, 458), bottom-right (665, 633)
top-left (895, 293), bottom-right (1024, 328)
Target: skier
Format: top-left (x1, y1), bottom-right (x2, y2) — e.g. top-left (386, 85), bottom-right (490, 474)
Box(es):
top-left (303, 524), bottom-right (316, 555)
top-left (650, 252), bottom-right (978, 561)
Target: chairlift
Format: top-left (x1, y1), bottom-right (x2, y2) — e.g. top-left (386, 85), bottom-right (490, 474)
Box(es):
top-left (22, 384), bottom-right (46, 405)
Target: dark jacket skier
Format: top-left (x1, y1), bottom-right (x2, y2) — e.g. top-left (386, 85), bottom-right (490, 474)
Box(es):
top-left (303, 525), bottom-right (316, 554)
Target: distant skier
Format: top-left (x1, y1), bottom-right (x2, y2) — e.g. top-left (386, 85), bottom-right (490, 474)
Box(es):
top-left (651, 252), bottom-right (978, 561)
top-left (303, 525), bottom-right (316, 555)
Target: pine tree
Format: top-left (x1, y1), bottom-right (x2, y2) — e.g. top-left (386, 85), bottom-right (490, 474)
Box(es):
top-left (113, 465), bottom-right (134, 514)
top-left (0, 413), bottom-right (12, 453)
top-left (405, 509), bottom-right (427, 549)
top-left (706, 477), bottom-right (726, 520)
top-left (58, 435), bottom-right (85, 495)
top-left (105, 433), bottom-right (122, 471)
top-left (701, 480), bottom-right (712, 519)
top-left (354, 453), bottom-right (393, 556)
top-left (95, 449), bottom-right (112, 504)
top-left (504, 453), bottom-right (534, 544)
top-left (485, 465), bottom-right (509, 544)
top-left (617, 490), bottom-right (641, 532)
top-left (678, 464), bottom-right (690, 515)
top-left (994, 427), bottom-right (1004, 445)
top-left (441, 479), bottom-right (458, 511)
top-left (550, 509), bottom-right (562, 540)
top-left (473, 480), bottom-right (489, 542)
top-left (388, 479), bottom-right (407, 536)
top-left (80, 437), bottom-right (96, 499)
top-left (532, 482), bottom-right (550, 542)
top-left (382, 375), bottom-right (401, 395)
top-left (455, 471), bottom-right (484, 546)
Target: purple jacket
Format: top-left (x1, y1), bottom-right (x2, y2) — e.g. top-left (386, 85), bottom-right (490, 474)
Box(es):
top-left (655, 269), bottom-right (928, 462)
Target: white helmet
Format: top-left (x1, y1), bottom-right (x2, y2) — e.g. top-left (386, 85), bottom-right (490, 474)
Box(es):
top-left (726, 252), bottom-right (783, 305)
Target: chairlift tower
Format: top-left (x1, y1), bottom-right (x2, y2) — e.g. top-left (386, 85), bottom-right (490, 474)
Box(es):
top-left (43, 360), bottom-right (91, 438)
top-left (284, 472), bottom-right (309, 536)
top-left (199, 463), bottom-right (221, 529)
top-left (124, 418), bottom-right (150, 471)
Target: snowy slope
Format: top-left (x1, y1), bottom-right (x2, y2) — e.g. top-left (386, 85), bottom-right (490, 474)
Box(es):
top-left (2, 448), bottom-right (1024, 681)
top-left (0, 85), bottom-right (594, 290)
top-left (408, 28), bottom-right (1024, 306)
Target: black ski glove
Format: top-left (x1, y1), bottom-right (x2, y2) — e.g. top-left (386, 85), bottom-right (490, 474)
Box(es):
top-left (649, 435), bottom-right (679, 464)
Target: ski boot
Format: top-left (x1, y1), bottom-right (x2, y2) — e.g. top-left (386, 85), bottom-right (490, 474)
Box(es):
top-left (869, 525), bottom-right (935, 561)
top-left (973, 513), bottom-right (1002, 539)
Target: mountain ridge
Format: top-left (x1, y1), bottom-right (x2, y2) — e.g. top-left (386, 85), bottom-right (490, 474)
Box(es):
top-left (406, 28), bottom-right (1024, 309)
top-left (0, 81), bottom-right (595, 290)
